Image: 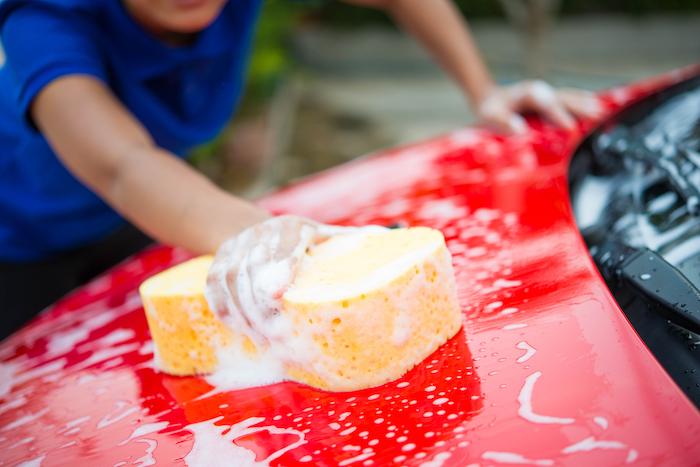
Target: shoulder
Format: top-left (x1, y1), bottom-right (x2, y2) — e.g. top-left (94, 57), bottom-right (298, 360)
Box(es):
top-left (0, 0), bottom-right (107, 28)
top-left (217, 0), bottom-right (265, 28)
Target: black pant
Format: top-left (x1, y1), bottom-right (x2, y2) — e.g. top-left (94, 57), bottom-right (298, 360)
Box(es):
top-left (0, 223), bottom-right (153, 341)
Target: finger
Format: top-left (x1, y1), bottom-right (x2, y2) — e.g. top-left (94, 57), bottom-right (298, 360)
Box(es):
top-left (204, 267), bottom-right (228, 318)
top-left (540, 101), bottom-right (576, 130)
top-left (478, 93), bottom-right (528, 134)
top-left (519, 81), bottom-right (576, 130)
top-left (235, 255), bottom-right (268, 342)
top-left (224, 266), bottom-right (244, 320)
top-left (485, 108), bottom-right (528, 134)
top-left (272, 216), bottom-right (305, 262)
top-left (275, 224), bottom-right (316, 288)
top-left (246, 241), bottom-right (273, 303)
top-left (557, 88), bottom-right (603, 120)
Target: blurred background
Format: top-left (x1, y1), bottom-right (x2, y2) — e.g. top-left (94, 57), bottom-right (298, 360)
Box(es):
top-left (189, 0), bottom-right (700, 198)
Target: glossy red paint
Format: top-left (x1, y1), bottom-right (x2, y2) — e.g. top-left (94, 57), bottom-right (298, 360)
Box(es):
top-left (2, 65), bottom-right (700, 467)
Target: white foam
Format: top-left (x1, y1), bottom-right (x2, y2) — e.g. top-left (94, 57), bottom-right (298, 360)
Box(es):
top-left (500, 307), bottom-right (519, 315)
top-left (0, 395), bottom-right (28, 416)
top-left (183, 416), bottom-right (306, 467)
top-left (97, 329), bottom-right (136, 347)
top-left (418, 452), bottom-right (452, 467)
top-left (561, 436), bottom-right (627, 454)
top-left (15, 456), bottom-right (46, 467)
top-left (96, 401), bottom-right (140, 429)
top-left (503, 324), bottom-right (528, 331)
top-left (593, 416), bottom-right (608, 430)
top-left (138, 341), bottom-right (154, 356)
top-left (73, 343), bottom-right (140, 371)
top-left (515, 342), bottom-right (537, 363)
top-left (133, 439), bottom-right (157, 466)
top-left (338, 453), bottom-right (374, 466)
top-left (0, 359), bottom-right (67, 400)
top-left (2, 408), bottom-right (49, 431)
top-left (45, 328), bottom-right (91, 358)
top-left (0, 362), bottom-right (14, 398)
top-left (119, 422), bottom-right (169, 446)
top-left (65, 416), bottom-right (91, 430)
top-left (202, 346), bottom-right (286, 395)
top-left (8, 436), bottom-right (35, 449)
top-left (493, 279), bottom-right (522, 288)
top-left (517, 372), bottom-right (575, 425)
top-left (481, 451), bottom-right (554, 466)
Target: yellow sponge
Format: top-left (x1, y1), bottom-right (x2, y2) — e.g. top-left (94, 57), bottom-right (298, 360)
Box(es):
top-left (282, 227), bottom-right (462, 391)
top-left (139, 256), bottom-right (256, 376)
top-left (139, 227), bottom-right (462, 391)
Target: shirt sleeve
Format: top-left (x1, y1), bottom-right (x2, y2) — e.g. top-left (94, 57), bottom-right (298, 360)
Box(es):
top-left (0, 2), bottom-right (108, 126)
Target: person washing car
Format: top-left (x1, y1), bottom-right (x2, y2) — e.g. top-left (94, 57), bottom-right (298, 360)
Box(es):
top-left (0, 0), bottom-right (599, 340)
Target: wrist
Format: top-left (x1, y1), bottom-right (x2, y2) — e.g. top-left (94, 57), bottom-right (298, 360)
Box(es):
top-left (468, 80), bottom-right (498, 111)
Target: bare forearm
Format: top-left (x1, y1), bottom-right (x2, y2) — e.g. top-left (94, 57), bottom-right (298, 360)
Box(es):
top-left (345, 0), bottom-right (496, 106)
top-left (110, 145), bottom-right (269, 254)
top-left (32, 75), bottom-right (269, 255)
top-left (390, 0), bottom-right (494, 105)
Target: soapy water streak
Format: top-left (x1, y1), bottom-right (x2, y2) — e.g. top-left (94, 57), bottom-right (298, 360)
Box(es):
top-left (133, 439), bottom-right (157, 467)
top-left (481, 451), bottom-right (554, 466)
top-left (514, 373), bottom-right (639, 464)
top-left (561, 436), bottom-right (639, 464)
top-left (517, 372), bottom-right (575, 425)
top-left (119, 422), bottom-right (170, 446)
top-left (183, 416), bottom-right (306, 467)
top-left (515, 342), bottom-right (537, 363)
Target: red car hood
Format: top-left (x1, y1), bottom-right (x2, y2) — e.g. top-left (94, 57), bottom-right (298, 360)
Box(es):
top-left (2, 65), bottom-right (700, 467)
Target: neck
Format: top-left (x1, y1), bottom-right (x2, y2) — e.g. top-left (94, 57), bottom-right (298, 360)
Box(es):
top-left (122, 2), bottom-right (198, 47)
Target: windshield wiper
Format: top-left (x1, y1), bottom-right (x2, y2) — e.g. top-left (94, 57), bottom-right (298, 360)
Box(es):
top-left (592, 237), bottom-right (700, 335)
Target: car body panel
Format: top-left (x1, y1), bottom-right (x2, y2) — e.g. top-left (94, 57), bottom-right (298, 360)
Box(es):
top-left (1, 65), bottom-right (700, 467)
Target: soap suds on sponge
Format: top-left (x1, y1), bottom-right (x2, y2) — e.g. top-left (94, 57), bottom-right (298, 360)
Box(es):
top-left (139, 227), bottom-right (462, 391)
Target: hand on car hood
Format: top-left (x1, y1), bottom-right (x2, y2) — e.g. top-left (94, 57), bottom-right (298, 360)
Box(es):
top-left (477, 80), bottom-right (603, 134)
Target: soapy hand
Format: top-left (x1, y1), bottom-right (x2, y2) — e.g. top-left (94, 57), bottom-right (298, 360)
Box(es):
top-left (204, 215), bottom-right (386, 345)
top-left (476, 80), bottom-right (602, 134)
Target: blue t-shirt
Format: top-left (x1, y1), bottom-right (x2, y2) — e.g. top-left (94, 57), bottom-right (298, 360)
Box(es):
top-left (0, 0), bottom-right (265, 262)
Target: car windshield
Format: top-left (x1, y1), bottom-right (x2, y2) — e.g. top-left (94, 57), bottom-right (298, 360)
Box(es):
top-left (570, 75), bottom-right (700, 409)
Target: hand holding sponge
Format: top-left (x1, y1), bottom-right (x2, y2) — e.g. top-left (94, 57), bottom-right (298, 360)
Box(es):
top-left (140, 220), bottom-right (462, 392)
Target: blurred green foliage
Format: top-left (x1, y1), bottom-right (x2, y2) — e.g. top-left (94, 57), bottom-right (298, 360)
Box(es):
top-left (245, 0), bottom-right (323, 99)
top-left (189, 0), bottom-right (317, 166)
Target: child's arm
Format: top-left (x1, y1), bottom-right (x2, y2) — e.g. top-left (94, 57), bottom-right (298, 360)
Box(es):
top-left (342, 0), bottom-right (600, 132)
top-left (32, 75), bottom-right (270, 255)
top-left (32, 75), bottom-right (367, 331)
